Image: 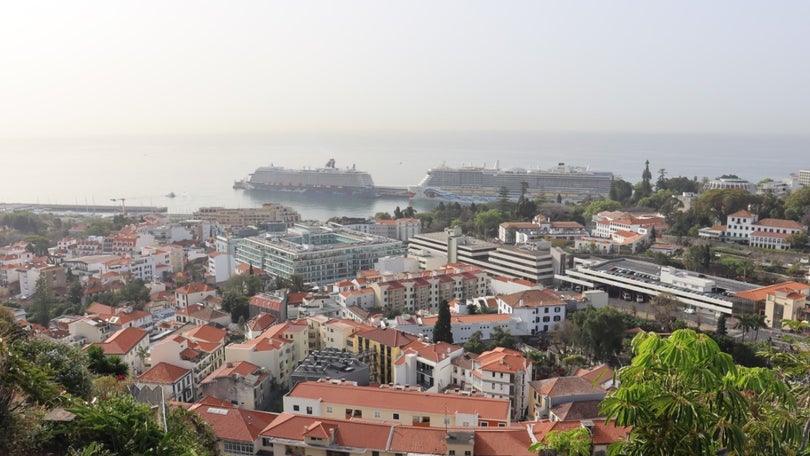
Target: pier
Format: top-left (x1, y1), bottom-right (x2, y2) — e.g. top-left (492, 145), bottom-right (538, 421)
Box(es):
top-left (0, 203), bottom-right (168, 215)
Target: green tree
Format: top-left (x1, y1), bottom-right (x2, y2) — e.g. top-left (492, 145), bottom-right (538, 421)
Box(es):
top-left (67, 281), bottom-right (84, 307)
top-left (474, 209), bottom-right (505, 238)
top-left (221, 292), bottom-right (250, 323)
top-left (784, 186), bottom-right (810, 222)
top-left (601, 329), bottom-right (800, 455)
top-left (433, 300), bottom-right (453, 344)
top-left (637, 160), bottom-right (653, 200)
top-left (583, 199), bottom-right (622, 218)
top-left (30, 274), bottom-right (53, 326)
top-left (463, 330), bottom-right (486, 354)
top-left (716, 313), bottom-right (728, 335)
top-left (735, 313), bottom-right (767, 343)
top-left (651, 292), bottom-right (682, 333)
top-left (530, 426), bottom-right (592, 456)
top-left (786, 231), bottom-right (808, 249)
top-left (682, 244), bottom-right (713, 272)
top-left (488, 326), bottom-right (516, 350)
top-left (86, 345), bottom-right (129, 377)
top-left (570, 306), bottom-right (626, 362)
top-left (609, 178), bottom-right (634, 205)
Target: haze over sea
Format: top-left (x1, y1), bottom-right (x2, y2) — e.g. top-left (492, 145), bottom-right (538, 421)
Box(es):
top-left (1, 131), bottom-right (807, 221)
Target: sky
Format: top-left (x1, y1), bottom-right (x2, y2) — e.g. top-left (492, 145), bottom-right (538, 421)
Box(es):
top-left (1, 1), bottom-right (809, 138)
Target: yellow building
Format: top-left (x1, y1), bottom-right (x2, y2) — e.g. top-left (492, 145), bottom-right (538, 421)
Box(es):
top-left (353, 327), bottom-right (417, 384)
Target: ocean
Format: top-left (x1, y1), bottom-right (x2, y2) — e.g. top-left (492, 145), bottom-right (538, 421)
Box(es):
top-left (0, 131), bottom-right (807, 221)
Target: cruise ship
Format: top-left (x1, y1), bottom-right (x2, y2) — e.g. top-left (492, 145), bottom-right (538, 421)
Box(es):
top-left (235, 159), bottom-right (377, 197)
top-left (408, 162), bottom-right (613, 203)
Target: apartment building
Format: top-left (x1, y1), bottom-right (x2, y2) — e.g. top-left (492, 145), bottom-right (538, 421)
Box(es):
top-left (199, 360), bottom-right (273, 410)
top-left (497, 289), bottom-right (566, 335)
top-left (193, 203), bottom-right (301, 228)
top-left (471, 348), bottom-right (532, 420)
top-left (234, 224), bottom-right (406, 285)
top-left (353, 327), bottom-right (418, 385)
top-left (283, 380), bottom-right (512, 428)
top-left (393, 340), bottom-right (464, 392)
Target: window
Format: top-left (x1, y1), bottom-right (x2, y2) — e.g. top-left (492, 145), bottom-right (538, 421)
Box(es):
top-left (293, 405), bottom-right (300, 412)
top-left (374, 411), bottom-right (381, 418)
top-left (223, 440), bottom-right (252, 455)
top-left (393, 413), bottom-right (400, 419)
top-left (306, 406), bottom-right (313, 415)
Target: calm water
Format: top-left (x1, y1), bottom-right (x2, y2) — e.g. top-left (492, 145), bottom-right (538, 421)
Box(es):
top-left (0, 131), bottom-right (807, 220)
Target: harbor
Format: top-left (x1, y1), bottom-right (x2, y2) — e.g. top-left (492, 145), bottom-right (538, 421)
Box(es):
top-left (0, 203), bottom-right (168, 215)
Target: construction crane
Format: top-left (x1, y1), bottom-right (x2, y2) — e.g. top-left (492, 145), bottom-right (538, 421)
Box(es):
top-left (110, 197), bottom-right (127, 216)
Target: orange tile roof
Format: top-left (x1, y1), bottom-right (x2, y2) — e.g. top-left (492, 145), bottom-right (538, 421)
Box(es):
top-left (475, 347), bottom-right (530, 374)
top-left (420, 313), bottom-right (511, 326)
top-left (756, 218), bottom-right (804, 229)
top-left (201, 361), bottom-right (270, 386)
top-left (356, 327), bottom-right (418, 348)
top-left (529, 418), bottom-right (630, 446)
top-left (575, 364), bottom-right (614, 386)
top-left (97, 327), bottom-right (148, 355)
top-left (176, 282), bottom-right (216, 294)
top-left (733, 281), bottom-right (810, 301)
top-left (729, 209), bottom-right (754, 218)
top-left (474, 428), bottom-right (535, 456)
top-left (247, 313), bottom-right (277, 331)
top-left (190, 397), bottom-right (277, 443)
top-left (530, 376), bottom-right (605, 397)
top-left (498, 289), bottom-right (565, 308)
top-left (259, 413), bottom-right (393, 450)
top-left (750, 230), bottom-right (791, 239)
top-left (183, 324), bottom-right (227, 344)
top-left (138, 362), bottom-right (190, 384)
top-left (388, 426), bottom-right (448, 454)
top-left (287, 381), bottom-right (510, 421)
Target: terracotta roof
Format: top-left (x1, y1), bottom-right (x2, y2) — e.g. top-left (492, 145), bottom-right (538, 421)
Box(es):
top-left (249, 294), bottom-right (283, 312)
top-left (97, 327), bottom-right (148, 355)
top-left (530, 376), bottom-right (606, 397)
top-left (733, 281), bottom-right (810, 301)
top-left (529, 418), bottom-right (630, 446)
top-left (575, 364), bottom-right (614, 386)
top-left (259, 413), bottom-right (392, 450)
top-left (138, 362), bottom-right (190, 384)
top-left (201, 361), bottom-right (270, 386)
top-left (550, 400), bottom-right (604, 421)
top-left (388, 426), bottom-right (448, 454)
top-left (287, 381), bottom-right (510, 421)
top-left (190, 397), bottom-right (277, 443)
top-left (398, 340), bottom-right (462, 363)
top-left (750, 230), bottom-right (791, 239)
top-left (356, 327), bottom-right (418, 348)
top-left (756, 218), bottom-right (804, 229)
top-left (183, 324), bottom-right (227, 344)
top-left (498, 289), bottom-right (565, 309)
top-left (475, 347), bottom-right (530, 374)
top-left (247, 313), bottom-right (277, 331)
top-left (176, 282), bottom-right (216, 294)
top-left (420, 313), bottom-right (511, 326)
top-left (729, 209), bottom-right (754, 218)
top-left (474, 428), bottom-right (535, 456)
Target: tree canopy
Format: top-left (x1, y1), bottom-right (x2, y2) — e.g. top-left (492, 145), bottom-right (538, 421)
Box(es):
top-left (433, 300), bottom-right (453, 344)
top-left (602, 329), bottom-right (800, 455)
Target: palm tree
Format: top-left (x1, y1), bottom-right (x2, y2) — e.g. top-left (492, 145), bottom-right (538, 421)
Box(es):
top-left (735, 313), bottom-right (767, 342)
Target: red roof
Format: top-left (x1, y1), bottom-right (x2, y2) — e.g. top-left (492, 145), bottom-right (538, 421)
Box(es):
top-left (96, 327), bottom-right (148, 355)
top-left (138, 362), bottom-right (190, 384)
top-left (190, 397), bottom-right (277, 443)
top-left (176, 282), bottom-right (216, 295)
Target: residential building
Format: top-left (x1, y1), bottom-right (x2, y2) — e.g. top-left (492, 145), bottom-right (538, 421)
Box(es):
top-left (189, 396), bottom-right (278, 455)
top-left (233, 224), bottom-right (406, 285)
top-left (207, 251), bottom-right (232, 283)
top-left (199, 361), bottom-right (273, 410)
top-left (149, 324), bottom-right (228, 395)
top-left (193, 203), bottom-right (301, 228)
top-left (497, 288), bottom-right (567, 335)
top-left (471, 348), bottom-right (532, 420)
top-left (90, 326), bottom-right (150, 375)
top-left (353, 327), bottom-right (418, 384)
top-left (283, 380), bottom-right (512, 428)
top-left (370, 267), bottom-right (489, 314)
top-left (395, 313), bottom-right (514, 343)
top-left (68, 316), bottom-right (113, 344)
top-left (528, 376), bottom-right (607, 421)
top-left (369, 218), bottom-right (422, 241)
top-left (248, 292), bottom-right (287, 322)
top-left (319, 318), bottom-right (373, 351)
top-left (393, 340), bottom-right (464, 392)
top-left (291, 348), bottom-right (371, 386)
top-left (175, 282), bottom-right (218, 308)
top-left (175, 303), bottom-right (231, 327)
top-left (136, 362), bottom-right (194, 403)
top-left (800, 169), bottom-right (810, 187)
top-left (245, 313), bottom-right (277, 340)
top-left (225, 321), bottom-right (309, 387)
top-left (17, 264), bottom-right (66, 299)
top-left (590, 211), bottom-right (667, 239)
top-left (498, 222), bottom-right (540, 244)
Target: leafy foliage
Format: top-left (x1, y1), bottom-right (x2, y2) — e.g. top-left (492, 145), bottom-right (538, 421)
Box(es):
top-left (602, 329), bottom-right (800, 455)
top-left (570, 306), bottom-right (627, 362)
top-left (530, 427), bottom-right (592, 456)
top-left (463, 330), bottom-right (486, 354)
top-left (433, 300), bottom-right (453, 344)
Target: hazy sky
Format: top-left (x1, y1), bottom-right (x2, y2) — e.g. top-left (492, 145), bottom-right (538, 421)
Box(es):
top-left (2, 1), bottom-right (809, 138)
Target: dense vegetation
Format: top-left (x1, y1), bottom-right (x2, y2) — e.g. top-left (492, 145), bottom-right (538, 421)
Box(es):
top-left (0, 308), bottom-right (218, 456)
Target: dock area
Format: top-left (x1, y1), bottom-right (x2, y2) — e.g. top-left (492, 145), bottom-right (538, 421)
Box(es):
top-left (0, 203), bottom-right (168, 215)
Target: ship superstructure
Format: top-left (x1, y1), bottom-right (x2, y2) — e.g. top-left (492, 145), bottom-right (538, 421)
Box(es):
top-left (409, 162), bottom-right (613, 203)
top-left (236, 159), bottom-right (376, 196)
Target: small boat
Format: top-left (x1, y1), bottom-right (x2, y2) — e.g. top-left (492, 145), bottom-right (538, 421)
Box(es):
top-left (166, 192), bottom-right (176, 198)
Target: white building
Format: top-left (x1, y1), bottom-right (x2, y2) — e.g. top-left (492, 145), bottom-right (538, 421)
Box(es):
top-left (497, 289), bottom-right (566, 335)
top-left (207, 251), bottom-right (233, 283)
top-left (393, 340), bottom-right (464, 393)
